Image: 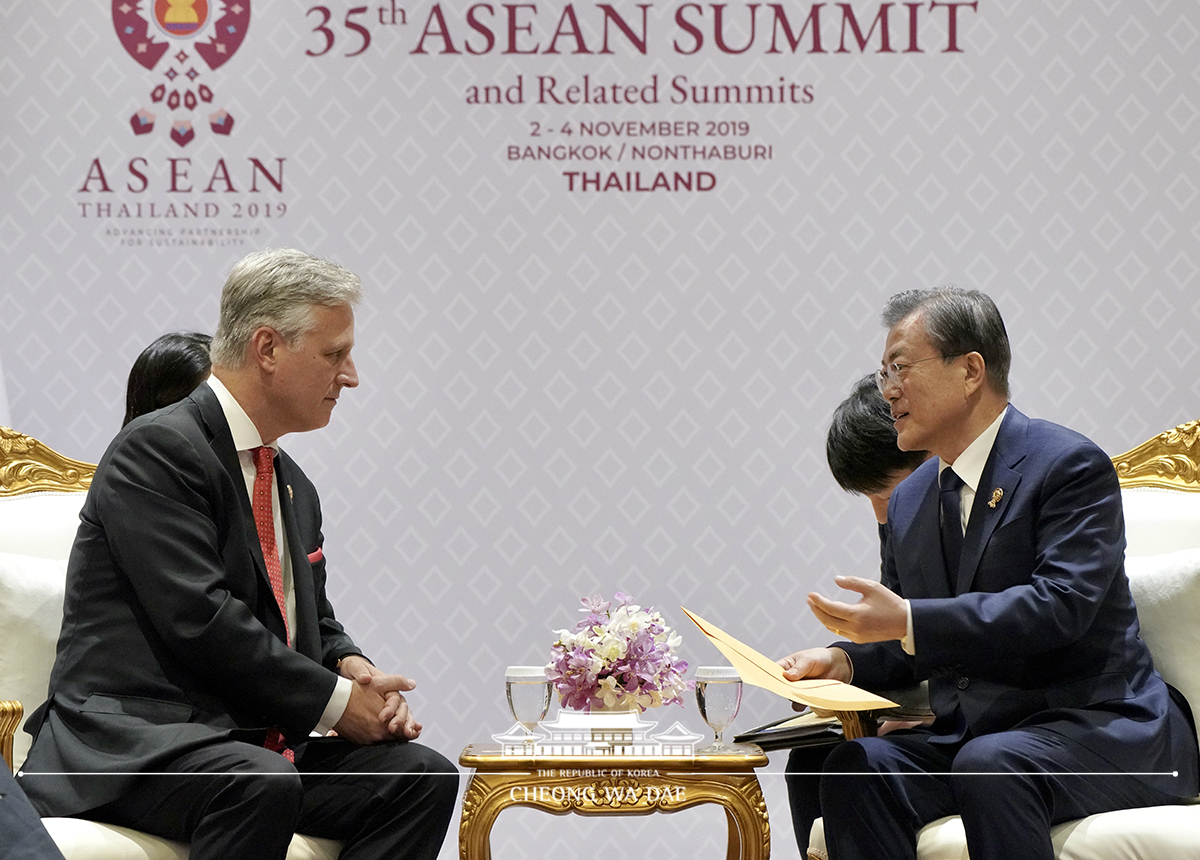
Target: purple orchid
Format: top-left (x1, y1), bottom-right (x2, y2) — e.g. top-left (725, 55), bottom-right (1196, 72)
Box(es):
top-left (546, 591), bottom-right (694, 713)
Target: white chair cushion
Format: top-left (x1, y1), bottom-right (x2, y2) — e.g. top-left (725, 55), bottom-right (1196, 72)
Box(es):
top-left (283, 833), bottom-right (343, 860)
top-left (41, 819), bottom-right (341, 860)
top-left (810, 803), bottom-right (1200, 860)
top-left (1120, 487), bottom-right (1200, 557)
top-left (0, 550), bottom-right (67, 769)
top-left (1049, 804), bottom-right (1200, 860)
top-left (0, 492), bottom-right (85, 560)
top-left (40, 819), bottom-right (189, 860)
top-left (1125, 547), bottom-right (1200, 747)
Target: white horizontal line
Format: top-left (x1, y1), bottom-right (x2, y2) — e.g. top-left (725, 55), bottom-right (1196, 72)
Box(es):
top-left (775, 771), bottom-right (1181, 778)
top-left (18, 772), bottom-right (459, 777)
top-left (18, 770), bottom-right (1182, 778)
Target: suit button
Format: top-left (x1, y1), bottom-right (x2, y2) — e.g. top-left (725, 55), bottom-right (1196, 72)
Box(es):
top-left (956, 676), bottom-right (970, 690)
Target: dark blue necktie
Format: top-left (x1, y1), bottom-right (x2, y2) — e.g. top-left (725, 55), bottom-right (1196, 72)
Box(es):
top-left (940, 468), bottom-right (965, 590)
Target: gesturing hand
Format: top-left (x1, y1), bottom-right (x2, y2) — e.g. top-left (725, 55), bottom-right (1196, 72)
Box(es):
top-left (807, 576), bottom-right (907, 643)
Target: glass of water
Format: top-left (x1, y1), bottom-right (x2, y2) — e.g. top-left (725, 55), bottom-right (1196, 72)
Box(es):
top-left (695, 666), bottom-right (742, 752)
top-left (505, 666), bottom-right (551, 745)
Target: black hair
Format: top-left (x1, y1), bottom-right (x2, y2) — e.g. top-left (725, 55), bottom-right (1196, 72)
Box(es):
top-left (123, 331), bottom-right (212, 426)
top-left (826, 375), bottom-right (929, 495)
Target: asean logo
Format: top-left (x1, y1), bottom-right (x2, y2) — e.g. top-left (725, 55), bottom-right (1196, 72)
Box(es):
top-left (112, 1), bottom-right (251, 147)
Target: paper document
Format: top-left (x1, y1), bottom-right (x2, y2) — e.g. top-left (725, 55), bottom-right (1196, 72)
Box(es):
top-left (682, 607), bottom-right (898, 712)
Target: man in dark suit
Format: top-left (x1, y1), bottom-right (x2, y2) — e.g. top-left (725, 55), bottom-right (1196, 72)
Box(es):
top-left (779, 287), bottom-right (1198, 860)
top-left (18, 248), bottom-right (457, 860)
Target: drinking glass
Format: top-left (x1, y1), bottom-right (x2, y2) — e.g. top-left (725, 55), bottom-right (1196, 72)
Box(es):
top-left (505, 666), bottom-right (551, 745)
top-left (694, 666), bottom-right (742, 752)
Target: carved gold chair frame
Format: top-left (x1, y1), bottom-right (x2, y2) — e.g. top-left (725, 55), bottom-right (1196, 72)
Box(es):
top-left (0, 426), bottom-right (95, 498)
top-left (1111, 418), bottom-right (1200, 492)
top-left (0, 426), bottom-right (96, 769)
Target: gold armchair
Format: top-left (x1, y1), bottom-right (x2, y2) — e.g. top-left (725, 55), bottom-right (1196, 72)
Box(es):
top-left (0, 426), bottom-right (94, 773)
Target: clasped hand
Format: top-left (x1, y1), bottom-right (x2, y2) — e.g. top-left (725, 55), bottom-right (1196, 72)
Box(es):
top-left (333, 655), bottom-right (423, 744)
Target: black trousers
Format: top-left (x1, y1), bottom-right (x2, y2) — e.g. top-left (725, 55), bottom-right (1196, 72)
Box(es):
top-left (819, 728), bottom-right (1190, 860)
top-left (1, 767), bottom-right (66, 860)
top-left (87, 737), bottom-right (458, 860)
top-left (785, 742), bottom-right (836, 855)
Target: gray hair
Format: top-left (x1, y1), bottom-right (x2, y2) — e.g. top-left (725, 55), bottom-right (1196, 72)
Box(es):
top-left (882, 285), bottom-right (1011, 398)
top-left (210, 248), bottom-right (362, 368)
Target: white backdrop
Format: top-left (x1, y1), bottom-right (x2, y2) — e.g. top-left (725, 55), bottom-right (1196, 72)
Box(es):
top-left (3, 1), bottom-right (1200, 857)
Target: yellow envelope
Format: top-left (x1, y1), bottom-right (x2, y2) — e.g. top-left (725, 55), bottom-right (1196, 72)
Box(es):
top-left (682, 607), bottom-right (898, 712)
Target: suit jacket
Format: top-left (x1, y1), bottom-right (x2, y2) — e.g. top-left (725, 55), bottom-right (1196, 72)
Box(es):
top-left (19, 383), bottom-right (362, 815)
top-left (843, 406), bottom-right (1198, 798)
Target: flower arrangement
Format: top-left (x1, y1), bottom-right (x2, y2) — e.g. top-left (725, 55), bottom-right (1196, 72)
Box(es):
top-left (547, 592), bottom-right (692, 713)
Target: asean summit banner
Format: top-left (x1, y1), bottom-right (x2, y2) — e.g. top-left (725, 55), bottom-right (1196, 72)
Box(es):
top-left (72, 1), bottom-right (978, 237)
top-left (4, 2), bottom-right (1200, 857)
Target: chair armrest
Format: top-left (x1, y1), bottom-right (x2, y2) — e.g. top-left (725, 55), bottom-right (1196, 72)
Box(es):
top-left (876, 683), bottom-right (933, 721)
top-left (1, 699), bottom-right (23, 773)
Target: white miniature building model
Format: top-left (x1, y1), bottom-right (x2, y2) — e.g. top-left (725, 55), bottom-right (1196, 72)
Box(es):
top-left (494, 710), bottom-right (705, 756)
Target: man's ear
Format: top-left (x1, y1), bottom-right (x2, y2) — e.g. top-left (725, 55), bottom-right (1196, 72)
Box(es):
top-left (249, 326), bottom-right (282, 371)
top-left (962, 351), bottom-right (987, 396)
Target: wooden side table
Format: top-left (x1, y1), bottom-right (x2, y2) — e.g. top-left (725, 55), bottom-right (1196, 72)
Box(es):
top-left (458, 743), bottom-right (770, 860)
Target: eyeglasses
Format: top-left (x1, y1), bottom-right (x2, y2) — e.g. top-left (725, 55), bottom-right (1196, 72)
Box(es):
top-left (875, 354), bottom-right (962, 394)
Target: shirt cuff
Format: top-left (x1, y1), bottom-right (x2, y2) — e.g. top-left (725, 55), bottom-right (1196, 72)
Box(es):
top-left (900, 599), bottom-right (916, 655)
top-left (830, 646), bottom-right (854, 684)
top-left (316, 675), bottom-right (353, 735)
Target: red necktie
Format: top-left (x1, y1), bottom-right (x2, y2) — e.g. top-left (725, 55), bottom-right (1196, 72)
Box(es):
top-left (252, 446), bottom-right (290, 646)
top-left (252, 446), bottom-right (294, 761)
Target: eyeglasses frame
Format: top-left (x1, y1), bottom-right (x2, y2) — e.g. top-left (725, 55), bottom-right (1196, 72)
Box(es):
top-left (875, 353), bottom-right (965, 394)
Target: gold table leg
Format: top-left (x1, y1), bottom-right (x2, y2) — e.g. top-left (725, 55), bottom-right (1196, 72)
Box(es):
top-left (459, 766), bottom-right (770, 860)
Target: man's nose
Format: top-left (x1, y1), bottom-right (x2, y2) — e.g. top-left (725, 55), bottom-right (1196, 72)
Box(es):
top-left (339, 357), bottom-right (359, 388)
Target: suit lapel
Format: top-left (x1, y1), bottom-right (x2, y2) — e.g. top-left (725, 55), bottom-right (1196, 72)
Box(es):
top-left (274, 454), bottom-right (320, 660)
top-left (194, 382), bottom-right (239, 477)
top-left (956, 408), bottom-right (1028, 594)
top-left (895, 464), bottom-right (955, 598)
top-left (192, 383), bottom-right (288, 642)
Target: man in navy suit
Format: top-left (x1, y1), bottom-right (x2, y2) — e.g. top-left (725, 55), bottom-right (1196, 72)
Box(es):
top-left (19, 249), bottom-right (456, 860)
top-left (780, 287), bottom-right (1198, 860)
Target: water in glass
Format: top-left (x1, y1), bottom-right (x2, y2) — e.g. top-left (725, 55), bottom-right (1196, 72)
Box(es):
top-left (505, 666), bottom-right (551, 743)
top-left (694, 666), bottom-right (741, 752)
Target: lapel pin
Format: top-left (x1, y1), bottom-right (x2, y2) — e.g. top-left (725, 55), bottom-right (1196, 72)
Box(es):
top-left (988, 488), bottom-right (1003, 508)
top-left (287, 484), bottom-right (293, 500)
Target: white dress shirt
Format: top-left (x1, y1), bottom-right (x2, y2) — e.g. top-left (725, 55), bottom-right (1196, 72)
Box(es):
top-left (208, 375), bottom-right (351, 733)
